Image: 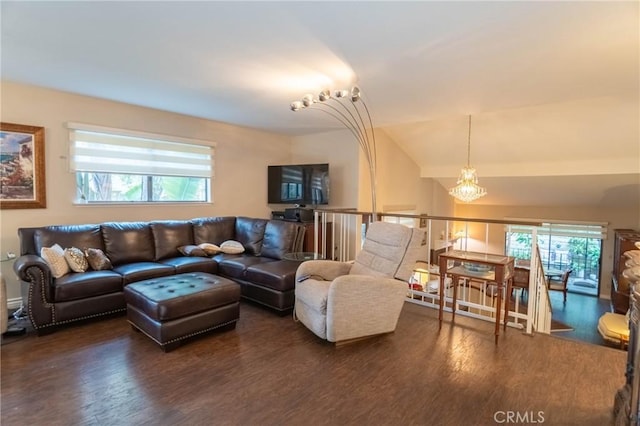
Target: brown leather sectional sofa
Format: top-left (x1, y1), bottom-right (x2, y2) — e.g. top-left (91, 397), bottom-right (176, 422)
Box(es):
top-left (13, 216), bottom-right (305, 335)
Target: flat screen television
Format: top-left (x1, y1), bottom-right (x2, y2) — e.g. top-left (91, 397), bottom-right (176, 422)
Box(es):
top-left (267, 163), bottom-right (330, 205)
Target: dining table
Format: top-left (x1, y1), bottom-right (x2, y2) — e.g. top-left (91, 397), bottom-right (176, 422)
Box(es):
top-left (438, 250), bottom-right (515, 344)
top-left (544, 267), bottom-right (565, 281)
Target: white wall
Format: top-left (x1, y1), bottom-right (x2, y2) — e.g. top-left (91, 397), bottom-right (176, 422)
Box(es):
top-left (0, 81), bottom-right (293, 300)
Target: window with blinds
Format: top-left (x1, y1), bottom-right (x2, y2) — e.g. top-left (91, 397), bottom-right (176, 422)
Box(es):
top-left (68, 122), bottom-right (214, 204)
top-left (505, 220), bottom-right (607, 240)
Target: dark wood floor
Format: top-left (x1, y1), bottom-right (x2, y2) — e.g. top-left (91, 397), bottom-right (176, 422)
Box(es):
top-left (1, 300), bottom-right (626, 426)
top-left (548, 289), bottom-right (614, 346)
top-left (510, 288), bottom-right (615, 348)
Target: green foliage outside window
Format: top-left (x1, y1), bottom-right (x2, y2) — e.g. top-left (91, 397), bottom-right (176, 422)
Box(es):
top-left (76, 172), bottom-right (208, 203)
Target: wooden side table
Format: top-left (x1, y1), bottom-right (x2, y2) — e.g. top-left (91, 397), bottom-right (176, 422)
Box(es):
top-left (438, 250), bottom-right (515, 344)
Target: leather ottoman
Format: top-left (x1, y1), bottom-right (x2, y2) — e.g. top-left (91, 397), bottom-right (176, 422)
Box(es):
top-left (124, 272), bottom-right (241, 352)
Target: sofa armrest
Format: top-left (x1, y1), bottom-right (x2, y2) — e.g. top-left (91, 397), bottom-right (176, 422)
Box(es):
top-left (14, 254), bottom-right (52, 283)
top-left (13, 254), bottom-right (55, 328)
top-left (325, 275), bottom-right (408, 342)
top-left (295, 260), bottom-right (352, 282)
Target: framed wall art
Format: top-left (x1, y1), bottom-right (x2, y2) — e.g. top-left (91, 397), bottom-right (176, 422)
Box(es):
top-left (0, 122), bottom-right (46, 209)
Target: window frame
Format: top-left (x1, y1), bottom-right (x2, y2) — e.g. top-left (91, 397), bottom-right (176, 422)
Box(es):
top-left (67, 122), bottom-right (215, 205)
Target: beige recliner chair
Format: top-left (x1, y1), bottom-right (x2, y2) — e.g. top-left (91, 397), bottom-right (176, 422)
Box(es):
top-left (294, 221), bottom-right (425, 344)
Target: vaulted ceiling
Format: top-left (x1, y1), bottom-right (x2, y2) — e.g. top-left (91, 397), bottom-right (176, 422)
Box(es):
top-left (1, 1), bottom-right (638, 208)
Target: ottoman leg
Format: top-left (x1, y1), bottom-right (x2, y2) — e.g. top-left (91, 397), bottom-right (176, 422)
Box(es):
top-left (218, 322), bottom-right (237, 332)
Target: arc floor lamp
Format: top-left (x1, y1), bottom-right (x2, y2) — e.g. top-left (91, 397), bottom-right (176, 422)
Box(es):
top-left (290, 86), bottom-right (378, 220)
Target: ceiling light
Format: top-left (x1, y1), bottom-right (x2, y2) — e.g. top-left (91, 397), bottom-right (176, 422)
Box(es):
top-left (449, 115), bottom-right (487, 203)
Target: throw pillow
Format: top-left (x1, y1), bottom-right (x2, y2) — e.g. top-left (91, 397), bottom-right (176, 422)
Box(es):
top-left (64, 247), bottom-right (89, 273)
top-left (220, 240), bottom-right (245, 254)
top-left (177, 245), bottom-right (208, 257)
top-left (41, 244), bottom-right (70, 278)
top-left (85, 248), bottom-right (113, 271)
top-left (197, 242), bottom-right (221, 256)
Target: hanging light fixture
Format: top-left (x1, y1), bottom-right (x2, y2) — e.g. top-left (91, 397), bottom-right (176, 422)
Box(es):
top-left (290, 86), bottom-right (378, 220)
top-left (449, 115), bottom-right (487, 203)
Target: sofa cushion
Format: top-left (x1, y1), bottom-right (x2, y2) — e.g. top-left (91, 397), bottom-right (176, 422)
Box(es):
top-left (192, 217), bottom-right (236, 246)
top-left (235, 217), bottom-right (268, 255)
top-left (150, 221), bottom-right (194, 260)
top-left (113, 262), bottom-right (175, 285)
top-left (245, 260), bottom-right (298, 292)
top-left (34, 224), bottom-right (103, 254)
top-left (261, 221), bottom-right (299, 260)
top-left (53, 270), bottom-right (123, 302)
top-left (159, 257), bottom-right (218, 275)
top-left (216, 255), bottom-right (272, 279)
top-left (102, 222), bottom-right (155, 266)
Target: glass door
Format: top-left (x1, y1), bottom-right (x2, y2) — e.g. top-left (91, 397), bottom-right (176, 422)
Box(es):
top-left (506, 228), bottom-right (602, 297)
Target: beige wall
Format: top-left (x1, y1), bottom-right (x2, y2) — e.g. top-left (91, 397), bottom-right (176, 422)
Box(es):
top-left (376, 129), bottom-right (420, 213)
top-left (290, 127), bottom-right (438, 216)
top-left (290, 129), bottom-right (359, 210)
top-left (455, 203), bottom-right (640, 300)
top-left (0, 81), bottom-right (293, 300)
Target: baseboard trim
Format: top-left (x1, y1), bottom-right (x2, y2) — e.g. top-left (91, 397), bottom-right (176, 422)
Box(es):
top-left (7, 297), bottom-right (23, 310)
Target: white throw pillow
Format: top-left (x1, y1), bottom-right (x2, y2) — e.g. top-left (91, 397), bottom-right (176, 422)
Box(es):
top-left (197, 242), bottom-right (222, 255)
top-left (220, 240), bottom-right (245, 254)
top-left (41, 244), bottom-right (70, 278)
top-left (64, 247), bottom-right (89, 273)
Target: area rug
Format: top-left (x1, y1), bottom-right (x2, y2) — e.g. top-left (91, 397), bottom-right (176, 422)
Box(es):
top-left (573, 280), bottom-right (597, 289)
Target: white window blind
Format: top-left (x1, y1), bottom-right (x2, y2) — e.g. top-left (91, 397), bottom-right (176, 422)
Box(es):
top-left (505, 218), bottom-right (608, 240)
top-left (68, 122), bottom-right (214, 178)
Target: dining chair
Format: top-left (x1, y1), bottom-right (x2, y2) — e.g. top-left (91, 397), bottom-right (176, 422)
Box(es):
top-left (512, 267), bottom-right (530, 301)
top-left (547, 269), bottom-right (572, 304)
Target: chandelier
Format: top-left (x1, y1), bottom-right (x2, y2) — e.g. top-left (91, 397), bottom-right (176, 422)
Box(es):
top-left (290, 86), bottom-right (378, 220)
top-left (449, 115), bottom-right (487, 203)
